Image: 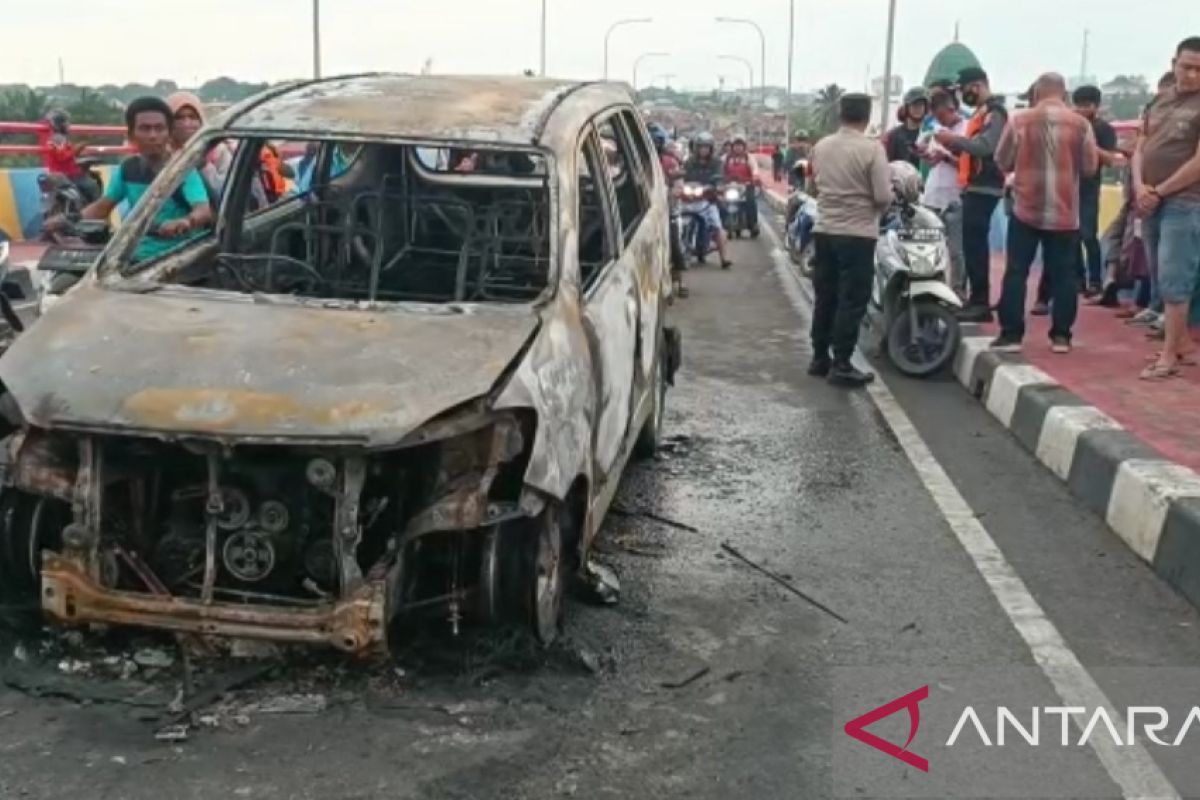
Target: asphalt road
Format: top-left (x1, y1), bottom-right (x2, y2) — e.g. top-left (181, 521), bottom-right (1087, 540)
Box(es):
top-left (2, 212), bottom-right (1200, 799)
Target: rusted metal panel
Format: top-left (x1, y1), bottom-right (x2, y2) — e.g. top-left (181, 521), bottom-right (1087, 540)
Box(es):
top-left (0, 286), bottom-right (540, 446)
top-left (41, 553), bottom-right (387, 653)
top-left (229, 75), bottom-right (585, 144)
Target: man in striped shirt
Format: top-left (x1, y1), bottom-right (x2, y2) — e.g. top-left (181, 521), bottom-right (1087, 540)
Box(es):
top-left (991, 73), bottom-right (1100, 354)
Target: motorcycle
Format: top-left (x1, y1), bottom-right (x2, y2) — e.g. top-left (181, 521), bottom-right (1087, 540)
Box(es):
top-left (863, 199), bottom-right (962, 377)
top-left (722, 182), bottom-right (760, 239)
top-left (36, 219), bottom-right (111, 304)
top-left (786, 190), bottom-right (819, 278)
top-left (680, 183), bottom-right (721, 265)
top-left (37, 157), bottom-right (104, 239)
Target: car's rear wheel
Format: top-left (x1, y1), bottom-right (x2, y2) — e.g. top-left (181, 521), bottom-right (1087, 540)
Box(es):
top-left (635, 327), bottom-right (667, 459)
top-left (526, 507), bottom-right (564, 645)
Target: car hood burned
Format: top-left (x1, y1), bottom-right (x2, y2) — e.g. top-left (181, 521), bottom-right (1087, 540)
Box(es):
top-left (0, 285), bottom-right (539, 446)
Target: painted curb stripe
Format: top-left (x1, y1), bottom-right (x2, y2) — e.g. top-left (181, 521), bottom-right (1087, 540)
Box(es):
top-left (984, 363), bottom-right (1055, 428)
top-left (1107, 461), bottom-right (1200, 564)
top-left (1035, 405), bottom-right (1123, 482)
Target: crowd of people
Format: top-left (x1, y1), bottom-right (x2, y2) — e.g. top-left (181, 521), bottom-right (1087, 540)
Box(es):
top-left (806, 35), bottom-right (1200, 387)
top-left (38, 92), bottom-right (294, 261)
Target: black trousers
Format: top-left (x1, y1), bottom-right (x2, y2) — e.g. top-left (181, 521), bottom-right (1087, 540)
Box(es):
top-left (1037, 188), bottom-right (1101, 303)
top-left (962, 192), bottom-right (1001, 307)
top-left (999, 216), bottom-right (1080, 342)
top-left (811, 233), bottom-right (875, 363)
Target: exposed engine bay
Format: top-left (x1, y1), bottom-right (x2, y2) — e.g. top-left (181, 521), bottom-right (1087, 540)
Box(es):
top-left (0, 411), bottom-right (563, 654)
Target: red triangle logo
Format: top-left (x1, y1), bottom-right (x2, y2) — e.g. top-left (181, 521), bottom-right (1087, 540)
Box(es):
top-left (843, 685), bottom-right (930, 772)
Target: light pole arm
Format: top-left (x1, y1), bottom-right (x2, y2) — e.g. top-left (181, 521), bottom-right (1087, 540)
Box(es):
top-left (604, 17), bottom-right (652, 80)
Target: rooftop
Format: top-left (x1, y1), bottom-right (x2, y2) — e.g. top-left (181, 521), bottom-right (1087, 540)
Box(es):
top-left (225, 74), bottom-right (597, 145)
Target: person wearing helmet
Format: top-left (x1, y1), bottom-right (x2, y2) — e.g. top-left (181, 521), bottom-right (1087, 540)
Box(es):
top-left (723, 136), bottom-right (760, 232)
top-left (41, 109), bottom-right (100, 203)
top-left (683, 132), bottom-right (733, 268)
top-left (651, 125), bottom-right (689, 298)
top-left (884, 88), bottom-right (929, 168)
top-left (785, 131), bottom-right (812, 189)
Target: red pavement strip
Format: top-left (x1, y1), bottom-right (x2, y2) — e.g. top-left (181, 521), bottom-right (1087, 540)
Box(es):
top-left (762, 185), bottom-right (1200, 613)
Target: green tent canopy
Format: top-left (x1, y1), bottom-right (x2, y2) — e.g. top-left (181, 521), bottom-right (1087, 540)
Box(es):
top-left (924, 42), bottom-right (982, 87)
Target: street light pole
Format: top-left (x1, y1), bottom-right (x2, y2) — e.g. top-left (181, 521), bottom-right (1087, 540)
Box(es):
top-left (604, 18), bottom-right (652, 80)
top-left (716, 17), bottom-right (766, 108)
top-left (312, 0), bottom-right (322, 79)
top-left (880, 0), bottom-right (897, 131)
top-left (539, 0), bottom-right (547, 76)
top-left (633, 52), bottom-right (670, 91)
top-left (787, 0), bottom-right (795, 119)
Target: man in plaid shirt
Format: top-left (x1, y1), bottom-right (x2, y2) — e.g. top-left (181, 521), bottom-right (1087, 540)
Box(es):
top-left (990, 73), bottom-right (1100, 354)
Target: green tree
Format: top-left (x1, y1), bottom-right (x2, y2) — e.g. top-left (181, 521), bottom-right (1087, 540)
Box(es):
top-left (814, 84), bottom-right (845, 134)
top-left (0, 87), bottom-right (50, 122)
top-left (65, 88), bottom-right (123, 126)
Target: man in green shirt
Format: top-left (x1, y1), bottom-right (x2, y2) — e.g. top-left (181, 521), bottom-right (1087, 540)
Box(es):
top-left (79, 96), bottom-right (212, 262)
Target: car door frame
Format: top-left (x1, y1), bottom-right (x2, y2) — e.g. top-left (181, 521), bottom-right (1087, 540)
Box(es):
top-left (577, 105), bottom-right (660, 487)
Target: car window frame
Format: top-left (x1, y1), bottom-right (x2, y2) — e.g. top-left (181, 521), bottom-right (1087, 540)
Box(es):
top-left (594, 107), bottom-right (652, 248)
top-left (577, 124), bottom-right (621, 299)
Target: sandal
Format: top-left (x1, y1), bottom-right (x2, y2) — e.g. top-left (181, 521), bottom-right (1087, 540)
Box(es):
top-left (1140, 362), bottom-right (1181, 380)
top-left (1145, 352), bottom-right (1198, 365)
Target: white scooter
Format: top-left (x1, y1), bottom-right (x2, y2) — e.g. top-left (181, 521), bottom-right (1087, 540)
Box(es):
top-left (863, 190), bottom-right (963, 377)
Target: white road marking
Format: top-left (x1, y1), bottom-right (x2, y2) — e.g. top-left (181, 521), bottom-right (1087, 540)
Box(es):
top-left (760, 220), bottom-right (1180, 799)
top-left (985, 363), bottom-right (1057, 428)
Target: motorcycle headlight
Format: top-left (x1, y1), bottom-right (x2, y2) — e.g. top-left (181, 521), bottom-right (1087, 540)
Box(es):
top-left (724, 188), bottom-right (740, 202)
top-left (904, 244), bottom-right (943, 277)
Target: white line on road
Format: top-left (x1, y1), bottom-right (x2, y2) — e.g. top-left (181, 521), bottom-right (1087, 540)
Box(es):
top-left (760, 220), bottom-right (1180, 800)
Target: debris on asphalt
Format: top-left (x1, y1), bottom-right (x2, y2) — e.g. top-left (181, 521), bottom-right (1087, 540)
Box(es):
top-left (719, 542), bottom-right (848, 624)
top-left (133, 648), bottom-right (175, 670)
top-left (164, 661), bottom-right (276, 725)
top-left (610, 506), bottom-right (699, 534)
top-left (111, 755), bottom-right (127, 765)
top-left (577, 561), bottom-right (621, 605)
top-left (56, 658), bottom-right (90, 675)
top-left (660, 665), bottom-right (710, 690)
top-left (0, 708), bottom-right (15, 720)
top-left (1, 665), bottom-right (173, 709)
top-left (154, 724), bottom-right (189, 743)
top-left (248, 693), bottom-right (328, 715)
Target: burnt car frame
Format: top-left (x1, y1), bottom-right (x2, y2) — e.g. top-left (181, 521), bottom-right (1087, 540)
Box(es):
top-left (0, 74), bottom-right (679, 653)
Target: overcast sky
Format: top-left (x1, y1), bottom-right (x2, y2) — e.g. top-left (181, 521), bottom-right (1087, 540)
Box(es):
top-left (1, 0), bottom-right (1191, 93)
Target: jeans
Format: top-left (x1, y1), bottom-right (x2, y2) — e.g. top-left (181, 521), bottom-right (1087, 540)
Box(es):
top-left (999, 216), bottom-right (1080, 342)
top-left (1144, 198), bottom-right (1200, 304)
top-left (962, 192), bottom-right (1001, 307)
top-left (934, 200), bottom-right (965, 292)
top-left (811, 233), bottom-right (875, 363)
top-left (1078, 187), bottom-right (1102, 287)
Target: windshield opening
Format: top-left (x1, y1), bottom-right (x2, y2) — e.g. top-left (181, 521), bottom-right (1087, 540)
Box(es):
top-left (118, 137), bottom-right (552, 305)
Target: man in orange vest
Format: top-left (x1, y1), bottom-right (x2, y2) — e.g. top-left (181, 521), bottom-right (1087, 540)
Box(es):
top-left (934, 67), bottom-right (1009, 322)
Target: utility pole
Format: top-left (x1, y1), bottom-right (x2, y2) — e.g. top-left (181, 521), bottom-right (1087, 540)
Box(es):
top-left (1080, 28), bottom-right (1090, 86)
top-left (540, 0), bottom-right (548, 76)
top-left (880, 0), bottom-right (897, 131)
top-left (787, 0), bottom-right (795, 122)
top-left (312, 0), bottom-right (322, 79)
top-left (57, 57), bottom-right (64, 86)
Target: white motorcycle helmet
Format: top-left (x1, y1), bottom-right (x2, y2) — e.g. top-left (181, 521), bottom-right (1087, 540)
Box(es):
top-left (889, 161), bottom-right (923, 204)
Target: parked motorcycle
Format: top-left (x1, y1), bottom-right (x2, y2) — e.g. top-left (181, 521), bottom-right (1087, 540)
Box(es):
top-left (863, 182), bottom-right (962, 378)
top-left (38, 157), bottom-right (104, 238)
top-left (722, 182), bottom-right (760, 239)
top-left (786, 190), bottom-right (819, 278)
top-left (680, 183), bottom-right (720, 265)
top-left (36, 219), bottom-right (111, 303)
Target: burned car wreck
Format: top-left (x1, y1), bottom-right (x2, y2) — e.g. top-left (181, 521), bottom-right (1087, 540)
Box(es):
top-left (0, 75), bottom-right (679, 654)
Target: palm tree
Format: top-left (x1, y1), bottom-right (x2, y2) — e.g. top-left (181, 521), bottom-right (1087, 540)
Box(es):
top-left (814, 83), bottom-right (845, 134)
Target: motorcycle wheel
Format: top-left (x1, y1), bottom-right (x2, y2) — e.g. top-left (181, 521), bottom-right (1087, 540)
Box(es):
top-left (886, 299), bottom-right (961, 378)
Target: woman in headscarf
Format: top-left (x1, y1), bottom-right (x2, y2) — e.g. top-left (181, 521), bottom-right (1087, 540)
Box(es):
top-left (166, 91), bottom-right (233, 201)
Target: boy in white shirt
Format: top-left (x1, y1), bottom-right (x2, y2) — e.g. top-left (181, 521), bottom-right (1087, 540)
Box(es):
top-left (918, 91), bottom-right (968, 292)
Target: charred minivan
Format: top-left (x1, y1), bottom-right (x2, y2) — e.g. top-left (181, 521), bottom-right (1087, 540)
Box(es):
top-left (0, 75), bottom-right (678, 653)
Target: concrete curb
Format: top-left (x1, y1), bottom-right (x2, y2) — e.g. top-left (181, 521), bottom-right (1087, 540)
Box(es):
top-left (764, 187), bottom-right (1200, 612)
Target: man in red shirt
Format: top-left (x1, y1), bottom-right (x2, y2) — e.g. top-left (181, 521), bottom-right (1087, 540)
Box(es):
top-left (723, 136), bottom-right (759, 231)
top-left (992, 72), bottom-right (1100, 354)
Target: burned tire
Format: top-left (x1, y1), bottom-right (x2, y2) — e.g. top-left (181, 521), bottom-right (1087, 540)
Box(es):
top-left (526, 507), bottom-right (564, 645)
top-left (634, 328), bottom-right (667, 459)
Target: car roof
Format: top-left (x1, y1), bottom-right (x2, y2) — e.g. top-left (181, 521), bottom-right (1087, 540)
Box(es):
top-left (221, 73), bottom-right (636, 148)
